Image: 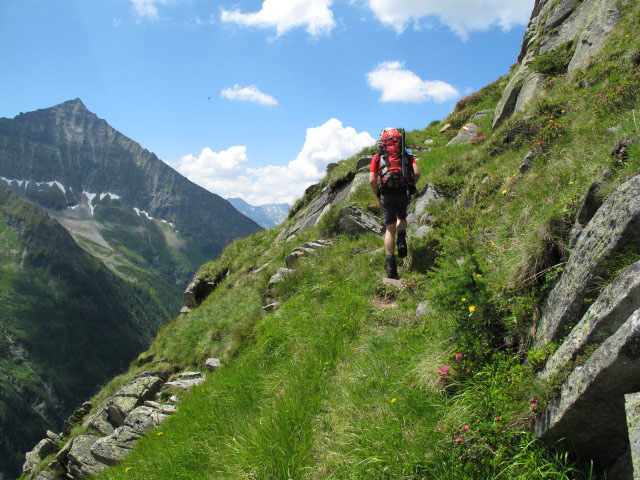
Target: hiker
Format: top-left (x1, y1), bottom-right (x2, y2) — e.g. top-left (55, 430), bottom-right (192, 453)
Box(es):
top-left (369, 127), bottom-right (420, 279)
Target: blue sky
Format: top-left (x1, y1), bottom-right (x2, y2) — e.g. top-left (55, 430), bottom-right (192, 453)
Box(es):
top-left (0, 0), bottom-right (534, 205)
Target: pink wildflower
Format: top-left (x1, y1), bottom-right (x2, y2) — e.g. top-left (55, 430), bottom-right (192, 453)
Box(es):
top-left (462, 425), bottom-right (470, 430)
top-left (530, 403), bottom-right (538, 411)
top-left (434, 425), bottom-right (441, 432)
top-left (455, 437), bottom-right (463, 443)
top-left (454, 353), bottom-right (463, 361)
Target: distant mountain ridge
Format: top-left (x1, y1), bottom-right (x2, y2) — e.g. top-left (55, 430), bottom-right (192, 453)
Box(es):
top-left (227, 197), bottom-right (290, 229)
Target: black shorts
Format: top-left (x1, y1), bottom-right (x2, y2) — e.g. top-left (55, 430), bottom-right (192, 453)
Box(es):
top-left (380, 188), bottom-right (409, 226)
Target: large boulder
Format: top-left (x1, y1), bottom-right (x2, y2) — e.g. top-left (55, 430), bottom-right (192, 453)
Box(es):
top-left (539, 260), bottom-right (640, 384)
top-left (535, 309), bottom-right (640, 469)
top-left (536, 175), bottom-right (640, 346)
top-left (337, 206), bottom-right (384, 235)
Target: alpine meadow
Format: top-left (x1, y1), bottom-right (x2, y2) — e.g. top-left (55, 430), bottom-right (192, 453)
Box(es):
top-left (3, 0), bottom-right (640, 479)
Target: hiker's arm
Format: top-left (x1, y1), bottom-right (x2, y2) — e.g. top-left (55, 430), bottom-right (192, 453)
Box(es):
top-left (412, 161), bottom-right (420, 182)
top-left (369, 171), bottom-right (379, 198)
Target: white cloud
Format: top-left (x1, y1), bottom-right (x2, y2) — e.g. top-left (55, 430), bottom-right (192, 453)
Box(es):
top-left (176, 119), bottom-right (375, 205)
top-left (220, 85), bottom-right (278, 106)
top-left (366, 0), bottom-right (534, 39)
top-left (220, 0), bottom-right (336, 37)
top-left (366, 61), bottom-right (460, 103)
top-left (131, 0), bottom-right (173, 20)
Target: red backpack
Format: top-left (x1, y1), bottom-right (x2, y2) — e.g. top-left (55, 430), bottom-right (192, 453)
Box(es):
top-left (377, 128), bottom-right (410, 189)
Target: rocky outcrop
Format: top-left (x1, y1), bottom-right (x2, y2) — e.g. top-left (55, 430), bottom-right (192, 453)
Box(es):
top-left (539, 260), bottom-right (640, 385)
top-left (493, 0), bottom-right (626, 128)
top-left (284, 240), bottom-right (332, 268)
top-left (22, 370), bottom-right (209, 480)
top-left (183, 267), bottom-right (229, 309)
top-left (337, 206), bottom-right (384, 235)
top-left (535, 309), bottom-right (640, 469)
top-left (536, 175), bottom-right (640, 346)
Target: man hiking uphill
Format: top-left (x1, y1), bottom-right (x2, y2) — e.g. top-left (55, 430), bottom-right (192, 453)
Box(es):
top-left (369, 127), bottom-right (420, 279)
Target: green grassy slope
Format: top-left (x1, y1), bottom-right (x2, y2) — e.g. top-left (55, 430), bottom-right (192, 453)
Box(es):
top-left (35, 5), bottom-right (640, 479)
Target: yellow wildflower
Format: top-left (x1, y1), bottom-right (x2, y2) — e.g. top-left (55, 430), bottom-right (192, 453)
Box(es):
top-left (391, 398), bottom-right (397, 403)
top-left (469, 305), bottom-right (476, 312)
top-left (125, 467), bottom-right (133, 472)
top-left (461, 297), bottom-right (466, 302)
top-left (502, 189), bottom-right (507, 195)
top-left (476, 274), bottom-right (483, 278)
top-left (569, 181), bottom-right (574, 185)
top-left (156, 432), bottom-right (164, 436)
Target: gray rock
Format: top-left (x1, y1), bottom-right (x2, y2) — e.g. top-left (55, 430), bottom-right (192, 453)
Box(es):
top-left (535, 309), bottom-right (640, 469)
top-left (46, 430), bottom-right (61, 443)
top-left (446, 123), bottom-right (480, 146)
top-left (356, 156), bottom-right (373, 170)
top-left (115, 375), bottom-right (164, 399)
top-left (382, 277), bottom-right (404, 289)
top-left (136, 353), bottom-right (156, 365)
top-left (536, 175), bottom-right (640, 346)
top-left (284, 250), bottom-right (306, 268)
top-left (539, 260), bottom-right (640, 385)
top-left (90, 426), bottom-right (140, 466)
top-left (410, 225), bottom-right (434, 239)
top-left (439, 123), bottom-right (451, 133)
top-left (406, 185), bottom-right (444, 224)
top-left (605, 448), bottom-right (634, 480)
top-left (625, 392), bottom-right (640, 478)
top-left (204, 357), bottom-right (222, 371)
top-left (492, 67), bottom-right (526, 129)
top-left (519, 151), bottom-right (536, 173)
top-left (251, 262), bottom-right (270, 273)
top-left (568, 181), bottom-right (604, 247)
top-left (326, 162), bottom-right (338, 173)
top-left (472, 109), bottom-right (493, 121)
top-left (107, 396), bottom-right (139, 426)
top-left (262, 302), bottom-right (281, 312)
top-left (348, 172), bottom-right (370, 196)
top-left (34, 471), bottom-right (59, 480)
top-left (143, 400), bottom-right (175, 413)
top-left (337, 206), bottom-right (384, 236)
top-left (23, 438), bottom-right (58, 474)
top-left (416, 301), bottom-right (432, 319)
top-left (55, 439), bottom-right (72, 463)
top-left (183, 268), bottom-right (229, 309)
top-left (66, 435), bottom-right (106, 479)
top-left (568, 0), bottom-right (621, 76)
top-left (163, 377), bottom-right (205, 390)
top-left (423, 139), bottom-right (434, 145)
top-left (367, 247), bottom-right (385, 256)
top-left (515, 72), bottom-right (546, 113)
top-left (177, 371), bottom-right (201, 380)
top-left (183, 277), bottom-right (216, 309)
top-left (268, 268), bottom-right (293, 287)
top-left (83, 409), bottom-right (115, 436)
top-left (125, 406), bottom-right (168, 435)
top-left (179, 306), bottom-right (191, 316)
top-left (544, 0), bottom-right (581, 31)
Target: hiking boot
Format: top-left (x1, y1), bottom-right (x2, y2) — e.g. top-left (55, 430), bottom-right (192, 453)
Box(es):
top-left (397, 230), bottom-right (408, 258)
top-left (385, 254), bottom-right (399, 279)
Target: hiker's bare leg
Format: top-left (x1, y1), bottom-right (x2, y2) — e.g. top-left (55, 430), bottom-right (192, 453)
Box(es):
top-left (397, 218), bottom-right (407, 232)
top-left (385, 223), bottom-right (396, 255)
